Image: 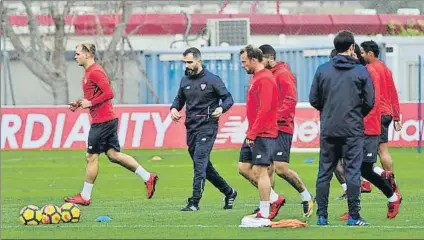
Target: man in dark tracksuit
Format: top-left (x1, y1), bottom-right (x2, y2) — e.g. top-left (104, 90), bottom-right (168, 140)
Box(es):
top-left (309, 31), bottom-right (375, 226)
top-left (170, 47), bottom-right (238, 211)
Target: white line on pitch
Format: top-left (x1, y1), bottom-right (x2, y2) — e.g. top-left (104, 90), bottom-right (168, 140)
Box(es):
top-left (2, 224), bottom-right (424, 230)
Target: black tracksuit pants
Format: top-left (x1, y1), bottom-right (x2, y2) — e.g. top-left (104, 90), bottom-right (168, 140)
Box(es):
top-left (316, 136), bottom-right (363, 219)
top-left (187, 125), bottom-right (232, 203)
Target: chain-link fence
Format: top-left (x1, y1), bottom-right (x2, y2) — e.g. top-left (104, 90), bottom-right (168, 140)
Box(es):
top-left (1, 1), bottom-right (423, 105)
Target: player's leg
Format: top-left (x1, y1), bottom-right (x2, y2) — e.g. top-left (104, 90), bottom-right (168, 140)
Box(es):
top-left (203, 127), bottom-right (237, 209)
top-left (106, 149), bottom-right (158, 199)
top-left (377, 115), bottom-right (393, 171)
top-left (268, 164), bottom-right (275, 188)
top-left (334, 159), bottom-right (347, 200)
top-left (180, 131), bottom-right (199, 211)
top-left (376, 115), bottom-right (399, 193)
top-left (205, 161), bottom-right (238, 209)
top-left (64, 122), bottom-right (104, 205)
top-left (103, 118), bottom-right (158, 199)
top-left (378, 143), bottom-right (393, 170)
top-left (238, 141), bottom-right (284, 216)
top-left (361, 136), bottom-right (402, 219)
top-left (342, 136), bottom-right (368, 225)
top-left (182, 128), bottom-right (215, 211)
top-left (238, 147), bottom-right (276, 190)
top-left (334, 160), bottom-right (345, 184)
top-left (273, 132), bottom-right (313, 217)
top-left (316, 137), bottom-right (340, 225)
top-left (335, 159), bottom-right (370, 198)
top-left (63, 153), bottom-right (99, 205)
top-left (336, 159), bottom-right (370, 198)
top-left (251, 137), bottom-right (276, 219)
top-left (238, 142), bottom-right (256, 186)
top-left (253, 165), bottom-right (271, 218)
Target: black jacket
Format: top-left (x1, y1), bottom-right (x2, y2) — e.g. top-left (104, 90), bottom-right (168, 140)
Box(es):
top-left (309, 55), bottom-right (375, 137)
top-left (171, 66), bottom-right (234, 132)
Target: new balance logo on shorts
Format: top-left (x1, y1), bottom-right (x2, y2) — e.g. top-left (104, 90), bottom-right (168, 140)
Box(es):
top-left (256, 155), bottom-right (262, 159)
top-left (277, 152), bottom-right (283, 156)
top-left (367, 153), bottom-right (372, 157)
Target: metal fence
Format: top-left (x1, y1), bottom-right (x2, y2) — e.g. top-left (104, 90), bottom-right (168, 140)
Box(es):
top-left (140, 45), bottom-right (332, 104)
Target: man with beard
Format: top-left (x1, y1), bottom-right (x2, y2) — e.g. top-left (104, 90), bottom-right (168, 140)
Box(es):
top-left (238, 45), bottom-right (279, 220)
top-left (250, 44), bottom-right (314, 218)
top-left (170, 47), bottom-right (238, 211)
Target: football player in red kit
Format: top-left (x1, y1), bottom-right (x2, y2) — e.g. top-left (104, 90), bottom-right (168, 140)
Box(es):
top-left (258, 44), bottom-right (314, 218)
top-left (64, 42), bottom-right (158, 205)
top-left (360, 40), bottom-right (401, 194)
top-left (238, 45), bottom-right (280, 220)
top-left (337, 44), bottom-right (402, 220)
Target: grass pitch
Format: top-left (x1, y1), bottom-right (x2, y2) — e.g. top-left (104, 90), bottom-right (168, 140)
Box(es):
top-left (2, 148), bottom-right (423, 239)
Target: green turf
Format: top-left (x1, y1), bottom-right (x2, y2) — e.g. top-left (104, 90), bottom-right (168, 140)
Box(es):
top-left (1, 148), bottom-right (423, 239)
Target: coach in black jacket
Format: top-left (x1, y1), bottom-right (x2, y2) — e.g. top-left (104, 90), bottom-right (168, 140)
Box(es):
top-left (170, 47), bottom-right (237, 212)
top-left (309, 31), bottom-right (375, 226)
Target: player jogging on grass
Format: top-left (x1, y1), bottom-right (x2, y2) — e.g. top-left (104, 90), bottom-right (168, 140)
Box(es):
top-left (238, 45), bottom-right (280, 220)
top-left (360, 40), bottom-right (401, 194)
top-left (64, 42), bottom-right (158, 206)
top-left (337, 43), bottom-right (402, 220)
top-left (239, 44), bottom-right (314, 218)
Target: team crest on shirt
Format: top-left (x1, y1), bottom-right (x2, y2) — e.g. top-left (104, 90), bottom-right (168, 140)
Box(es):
top-left (200, 83), bottom-right (206, 90)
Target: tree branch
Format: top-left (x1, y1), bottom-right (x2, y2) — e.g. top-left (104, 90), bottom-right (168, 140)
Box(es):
top-left (62, 1), bottom-right (74, 15)
top-left (2, 13), bottom-right (26, 54)
top-left (3, 1), bottom-right (70, 104)
top-left (99, 1), bottom-right (132, 82)
top-left (51, 1), bottom-right (73, 74)
top-left (104, 1), bottom-right (131, 60)
top-left (22, 0), bottom-right (46, 60)
top-left (2, 7), bottom-right (53, 85)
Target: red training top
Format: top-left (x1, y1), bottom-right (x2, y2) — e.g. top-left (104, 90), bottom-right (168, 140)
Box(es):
top-left (364, 65), bottom-right (381, 136)
top-left (82, 63), bottom-right (116, 124)
top-left (246, 68), bottom-right (279, 140)
top-left (271, 61), bottom-right (297, 135)
top-left (370, 60), bottom-right (400, 121)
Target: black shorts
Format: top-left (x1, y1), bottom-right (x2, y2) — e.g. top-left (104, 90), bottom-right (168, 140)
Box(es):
top-left (272, 132), bottom-right (292, 163)
top-left (363, 136), bottom-right (379, 163)
top-left (380, 115), bottom-right (392, 144)
top-left (239, 137), bottom-right (276, 166)
top-left (87, 118), bottom-right (121, 154)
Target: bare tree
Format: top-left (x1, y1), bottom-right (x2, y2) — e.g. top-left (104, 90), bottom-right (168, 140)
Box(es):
top-left (93, 1), bottom-right (132, 83)
top-left (1, 1), bottom-right (132, 104)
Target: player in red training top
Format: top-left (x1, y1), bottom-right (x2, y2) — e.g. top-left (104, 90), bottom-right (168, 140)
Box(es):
top-left (337, 43), bottom-right (402, 220)
top-left (238, 45), bottom-right (279, 221)
top-left (258, 44), bottom-right (314, 218)
top-left (64, 42), bottom-right (158, 206)
top-left (360, 40), bottom-right (400, 194)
